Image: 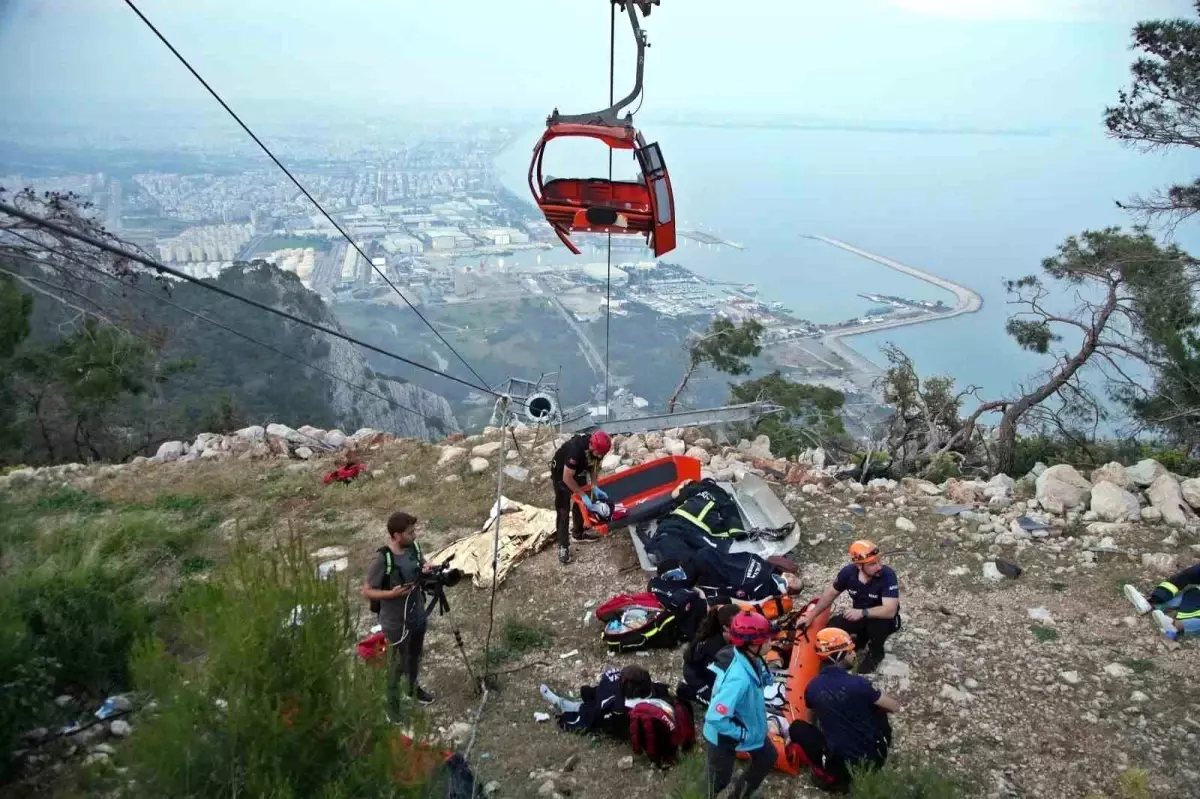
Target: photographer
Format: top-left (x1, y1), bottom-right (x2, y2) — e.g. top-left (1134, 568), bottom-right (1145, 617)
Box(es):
top-left (362, 511), bottom-right (436, 716)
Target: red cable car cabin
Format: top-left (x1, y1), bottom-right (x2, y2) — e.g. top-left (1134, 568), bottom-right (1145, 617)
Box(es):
top-left (529, 123), bottom-right (676, 257)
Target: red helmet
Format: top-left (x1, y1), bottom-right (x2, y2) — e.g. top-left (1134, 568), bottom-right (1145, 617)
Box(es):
top-left (727, 611), bottom-right (774, 647)
top-left (589, 430), bottom-right (612, 456)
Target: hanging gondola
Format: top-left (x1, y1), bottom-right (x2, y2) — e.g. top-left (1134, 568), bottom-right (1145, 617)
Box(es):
top-left (528, 1), bottom-right (676, 257)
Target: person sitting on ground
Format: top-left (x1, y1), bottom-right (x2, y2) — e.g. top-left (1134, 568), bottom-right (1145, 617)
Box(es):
top-left (798, 540), bottom-right (900, 674)
top-left (677, 604), bottom-right (741, 705)
top-left (789, 628), bottom-right (900, 792)
top-left (703, 611), bottom-right (778, 799)
top-left (540, 665), bottom-right (667, 738)
top-left (1124, 561), bottom-right (1200, 641)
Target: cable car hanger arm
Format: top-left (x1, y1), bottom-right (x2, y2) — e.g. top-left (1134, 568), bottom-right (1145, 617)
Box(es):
top-left (547, 1), bottom-right (658, 128)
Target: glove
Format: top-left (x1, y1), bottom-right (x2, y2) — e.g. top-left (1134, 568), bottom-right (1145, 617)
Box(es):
top-left (581, 494), bottom-right (597, 512)
top-left (592, 487), bottom-right (609, 502)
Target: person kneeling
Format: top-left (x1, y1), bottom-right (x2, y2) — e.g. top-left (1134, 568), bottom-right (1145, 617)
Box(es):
top-left (789, 628), bottom-right (900, 793)
top-left (704, 612), bottom-right (778, 799)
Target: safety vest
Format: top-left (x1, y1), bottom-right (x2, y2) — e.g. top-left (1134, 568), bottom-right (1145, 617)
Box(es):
top-left (671, 498), bottom-right (743, 539)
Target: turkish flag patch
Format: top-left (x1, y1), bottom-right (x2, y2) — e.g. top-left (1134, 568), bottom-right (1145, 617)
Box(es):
top-left (715, 703), bottom-right (729, 715)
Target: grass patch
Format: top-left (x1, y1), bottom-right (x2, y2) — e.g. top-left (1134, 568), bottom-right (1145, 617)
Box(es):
top-left (1124, 659), bottom-right (1156, 675)
top-left (485, 619), bottom-right (554, 666)
top-left (150, 493), bottom-right (207, 513)
top-left (1118, 767), bottom-right (1151, 799)
top-left (180, 555), bottom-right (216, 575)
top-left (1050, 581), bottom-right (1069, 593)
top-left (1031, 625), bottom-right (1059, 642)
top-left (849, 755), bottom-right (965, 798)
top-left (31, 485), bottom-right (110, 514)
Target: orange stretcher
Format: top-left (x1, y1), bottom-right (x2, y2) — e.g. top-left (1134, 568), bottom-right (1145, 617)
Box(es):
top-left (572, 454), bottom-right (702, 536)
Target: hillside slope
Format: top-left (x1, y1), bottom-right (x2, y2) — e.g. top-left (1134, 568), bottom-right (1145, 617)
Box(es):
top-left (3, 429), bottom-right (1198, 798)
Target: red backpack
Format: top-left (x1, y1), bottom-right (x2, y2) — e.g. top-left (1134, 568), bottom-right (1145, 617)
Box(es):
top-left (628, 698), bottom-right (696, 767)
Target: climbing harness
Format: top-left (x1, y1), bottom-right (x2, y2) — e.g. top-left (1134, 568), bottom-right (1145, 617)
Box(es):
top-left (528, 1), bottom-right (677, 257)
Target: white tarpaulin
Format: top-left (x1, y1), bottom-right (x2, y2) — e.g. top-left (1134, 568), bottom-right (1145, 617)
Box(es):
top-left (426, 496), bottom-right (555, 588)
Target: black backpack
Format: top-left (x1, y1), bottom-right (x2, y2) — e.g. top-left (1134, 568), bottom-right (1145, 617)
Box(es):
top-left (369, 547), bottom-right (394, 615)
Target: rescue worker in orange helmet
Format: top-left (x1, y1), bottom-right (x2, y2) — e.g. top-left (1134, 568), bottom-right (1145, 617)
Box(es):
top-left (799, 541), bottom-right (900, 674)
top-left (789, 628), bottom-right (900, 792)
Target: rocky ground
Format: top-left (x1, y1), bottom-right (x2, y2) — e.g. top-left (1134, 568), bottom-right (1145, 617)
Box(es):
top-left (5, 425), bottom-right (1200, 798)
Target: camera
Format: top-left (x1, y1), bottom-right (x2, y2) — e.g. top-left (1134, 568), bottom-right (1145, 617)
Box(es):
top-left (419, 555), bottom-right (464, 622)
top-left (421, 561), bottom-right (464, 590)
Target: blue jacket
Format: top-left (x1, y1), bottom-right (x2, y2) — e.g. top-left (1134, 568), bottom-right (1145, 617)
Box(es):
top-left (702, 646), bottom-right (770, 752)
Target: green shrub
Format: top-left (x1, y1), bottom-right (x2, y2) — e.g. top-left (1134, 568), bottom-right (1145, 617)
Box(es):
top-left (849, 755), bottom-right (964, 798)
top-left (924, 453), bottom-right (961, 484)
top-left (125, 534), bottom-right (428, 797)
top-left (0, 614), bottom-right (55, 783)
top-left (10, 564), bottom-right (150, 698)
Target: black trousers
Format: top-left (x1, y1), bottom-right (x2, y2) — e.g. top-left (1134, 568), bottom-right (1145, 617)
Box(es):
top-left (706, 735), bottom-right (776, 798)
top-left (826, 612), bottom-right (900, 661)
top-left (789, 716), bottom-right (891, 791)
top-left (553, 480), bottom-right (584, 548)
top-left (386, 623), bottom-right (426, 716)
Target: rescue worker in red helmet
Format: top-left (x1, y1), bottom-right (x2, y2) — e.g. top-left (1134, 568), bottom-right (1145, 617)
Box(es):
top-left (549, 430), bottom-right (612, 564)
top-left (799, 540), bottom-right (900, 674)
top-left (789, 628), bottom-right (900, 791)
top-left (703, 611), bottom-right (777, 798)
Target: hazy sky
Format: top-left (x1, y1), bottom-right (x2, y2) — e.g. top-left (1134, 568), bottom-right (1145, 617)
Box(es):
top-left (0, 0), bottom-right (1195, 128)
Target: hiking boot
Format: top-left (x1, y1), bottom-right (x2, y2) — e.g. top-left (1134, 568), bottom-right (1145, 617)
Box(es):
top-left (559, 546), bottom-right (571, 565)
top-left (856, 652), bottom-right (883, 675)
top-left (412, 686), bottom-right (435, 705)
top-left (571, 529), bottom-right (601, 543)
top-left (1123, 584), bottom-right (1152, 615)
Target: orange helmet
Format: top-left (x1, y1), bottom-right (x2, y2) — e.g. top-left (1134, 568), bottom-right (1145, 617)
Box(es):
top-left (849, 540), bottom-right (881, 565)
top-left (815, 627), bottom-right (856, 659)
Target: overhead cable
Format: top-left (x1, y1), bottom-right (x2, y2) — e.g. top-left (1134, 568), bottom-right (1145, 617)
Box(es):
top-left (0, 201), bottom-right (499, 397)
top-left (2, 230), bottom-right (451, 432)
top-left (122, 0), bottom-right (493, 390)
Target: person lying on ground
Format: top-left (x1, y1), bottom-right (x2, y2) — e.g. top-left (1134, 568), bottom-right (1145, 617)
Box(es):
top-left (677, 603), bottom-right (741, 706)
top-left (789, 627), bottom-right (900, 793)
top-left (539, 665), bottom-right (669, 738)
top-left (799, 540), bottom-right (900, 674)
top-left (1124, 561), bottom-right (1200, 641)
top-left (704, 611), bottom-right (778, 799)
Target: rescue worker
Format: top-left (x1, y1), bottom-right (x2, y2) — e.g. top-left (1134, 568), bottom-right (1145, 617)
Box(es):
top-left (703, 611), bottom-right (777, 798)
top-left (677, 603), bottom-right (740, 705)
top-left (799, 541), bottom-right (900, 674)
top-left (550, 430), bottom-right (611, 564)
top-left (789, 628), bottom-right (900, 792)
top-left (361, 510), bottom-right (437, 716)
top-left (539, 664), bottom-right (664, 737)
top-left (1124, 562), bottom-right (1200, 641)
top-left (666, 477), bottom-right (747, 547)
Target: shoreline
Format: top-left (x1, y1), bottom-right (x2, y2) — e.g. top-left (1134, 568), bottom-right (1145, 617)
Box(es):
top-left (803, 235), bottom-right (984, 370)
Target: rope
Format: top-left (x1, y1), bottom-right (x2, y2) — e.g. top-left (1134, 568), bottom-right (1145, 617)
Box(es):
top-left (121, 0), bottom-right (492, 391)
top-left (463, 396), bottom-right (513, 792)
top-left (0, 201), bottom-right (499, 397)
top-left (603, 0), bottom-right (616, 421)
top-left (1, 233), bottom-right (449, 431)
top-left (479, 396), bottom-right (510, 681)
